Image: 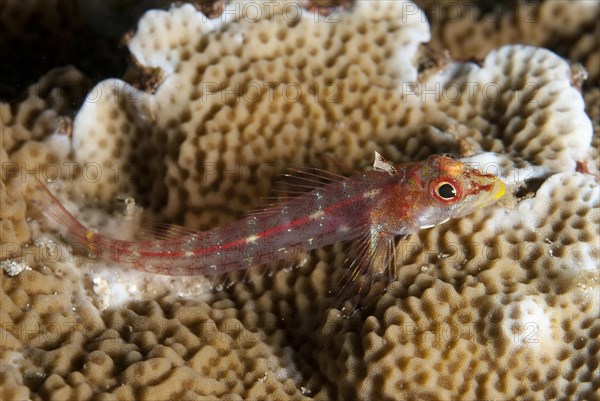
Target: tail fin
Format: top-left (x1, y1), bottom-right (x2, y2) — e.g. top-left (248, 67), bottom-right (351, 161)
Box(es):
top-left (32, 181), bottom-right (148, 269)
top-left (32, 180), bottom-right (96, 249)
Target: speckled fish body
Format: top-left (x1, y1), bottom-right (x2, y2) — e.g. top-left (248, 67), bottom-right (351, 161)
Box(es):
top-left (35, 154), bottom-right (505, 280)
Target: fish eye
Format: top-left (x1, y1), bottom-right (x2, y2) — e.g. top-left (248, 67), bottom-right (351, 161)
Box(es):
top-left (430, 178), bottom-right (463, 203)
top-left (436, 183), bottom-right (456, 199)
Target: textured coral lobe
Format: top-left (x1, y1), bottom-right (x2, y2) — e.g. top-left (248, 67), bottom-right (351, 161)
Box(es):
top-left (1, 1), bottom-right (598, 400)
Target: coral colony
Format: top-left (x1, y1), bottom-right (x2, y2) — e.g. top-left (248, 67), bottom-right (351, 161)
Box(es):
top-left (1, 1), bottom-right (598, 400)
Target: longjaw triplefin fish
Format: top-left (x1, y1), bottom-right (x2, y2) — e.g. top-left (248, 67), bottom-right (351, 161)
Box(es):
top-left (34, 153), bottom-right (505, 305)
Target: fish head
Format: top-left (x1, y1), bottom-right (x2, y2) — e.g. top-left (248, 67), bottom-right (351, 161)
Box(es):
top-left (411, 155), bottom-right (505, 230)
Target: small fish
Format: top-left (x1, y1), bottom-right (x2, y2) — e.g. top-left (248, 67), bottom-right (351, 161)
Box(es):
top-left (34, 153), bottom-right (505, 302)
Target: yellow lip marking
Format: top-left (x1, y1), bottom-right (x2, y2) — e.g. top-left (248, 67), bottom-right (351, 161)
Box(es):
top-left (494, 180), bottom-right (506, 200)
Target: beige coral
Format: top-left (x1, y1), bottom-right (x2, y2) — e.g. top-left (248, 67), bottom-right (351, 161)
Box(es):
top-left (584, 88), bottom-right (600, 175)
top-left (0, 177), bottom-right (30, 259)
top-left (317, 171), bottom-right (599, 400)
top-left (1, 67), bottom-right (90, 259)
top-left (1, 1), bottom-right (598, 400)
top-left (417, 0), bottom-right (600, 85)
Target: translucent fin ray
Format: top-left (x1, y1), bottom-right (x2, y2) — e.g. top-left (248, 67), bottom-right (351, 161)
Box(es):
top-left (331, 229), bottom-right (397, 315)
top-left (251, 166), bottom-right (348, 215)
top-left (31, 180), bottom-right (92, 245)
top-left (136, 221), bottom-right (203, 242)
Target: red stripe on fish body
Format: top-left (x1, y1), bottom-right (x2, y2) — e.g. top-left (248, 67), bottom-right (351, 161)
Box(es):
top-left (132, 170), bottom-right (399, 275)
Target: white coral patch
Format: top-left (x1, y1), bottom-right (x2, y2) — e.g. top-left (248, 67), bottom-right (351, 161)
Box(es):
top-left (128, 4), bottom-right (220, 74)
top-left (425, 45), bottom-right (593, 172)
top-left (502, 297), bottom-right (552, 349)
top-left (0, 259), bottom-right (30, 276)
top-left (485, 172), bottom-right (599, 272)
top-left (459, 152), bottom-right (550, 185)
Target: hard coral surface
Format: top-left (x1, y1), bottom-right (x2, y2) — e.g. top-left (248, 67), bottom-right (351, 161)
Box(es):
top-left (1, 1), bottom-right (598, 400)
top-left (417, 0), bottom-right (600, 86)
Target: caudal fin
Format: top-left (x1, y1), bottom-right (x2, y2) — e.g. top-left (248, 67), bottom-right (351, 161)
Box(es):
top-left (31, 180), bottom-right (95, 248)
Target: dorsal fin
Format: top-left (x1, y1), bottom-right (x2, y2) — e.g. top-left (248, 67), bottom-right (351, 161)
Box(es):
top-left (373, 151), bottom-right (397, 175)
top-left (315, 150), bottom-right (361, 175)
top-left (136, 221), bottom-right (203, 242)
top-left (250, 166), bottom-right (347, 215)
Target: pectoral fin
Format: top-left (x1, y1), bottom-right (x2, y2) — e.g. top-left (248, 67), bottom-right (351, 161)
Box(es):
top-left (329, 228), bottom-right (397, 315)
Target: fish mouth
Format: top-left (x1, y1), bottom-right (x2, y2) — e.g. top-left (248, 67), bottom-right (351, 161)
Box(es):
top-left (471, 174), bottom-right (506, 209)
top-left (490, 177), bottom-right (506, 201)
